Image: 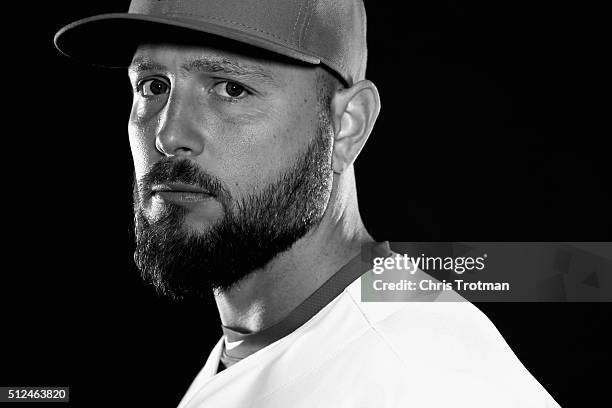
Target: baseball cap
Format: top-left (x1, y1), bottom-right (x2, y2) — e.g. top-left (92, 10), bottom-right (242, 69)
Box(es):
top-left (54, 0), bottom-right (368, 86)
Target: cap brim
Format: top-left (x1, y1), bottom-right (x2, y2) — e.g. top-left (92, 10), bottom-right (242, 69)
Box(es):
top-left (54, 13), bottom-right (321, 68)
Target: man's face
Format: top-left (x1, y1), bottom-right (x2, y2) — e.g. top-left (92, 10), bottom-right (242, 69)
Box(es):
top-left (128, 40), bottom-right (335, 299)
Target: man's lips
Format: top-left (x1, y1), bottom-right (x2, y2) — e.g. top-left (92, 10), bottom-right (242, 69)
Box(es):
top-left (152, 183), bottom-right (211, 194)
top-left (151, 183), bottom-right (214, 203)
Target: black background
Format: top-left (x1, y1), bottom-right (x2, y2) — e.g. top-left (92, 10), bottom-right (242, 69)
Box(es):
top-left (1, 0), bottom-right (609, 406)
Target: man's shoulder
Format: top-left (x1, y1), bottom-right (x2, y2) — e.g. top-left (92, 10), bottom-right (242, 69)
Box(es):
top-left (342, 263), bottom-right (516, 367)
top-left (344, 281), bottom-right (507, 369)
top-left (335, 280), bottom-right (561, 407)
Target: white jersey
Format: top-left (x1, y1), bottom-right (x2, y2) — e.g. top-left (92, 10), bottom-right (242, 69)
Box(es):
top-left (176, 270), bottom-right (561, 408)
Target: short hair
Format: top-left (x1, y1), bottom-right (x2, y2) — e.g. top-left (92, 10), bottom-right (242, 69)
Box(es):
top-left (316, 67), bottom-right (344, 114)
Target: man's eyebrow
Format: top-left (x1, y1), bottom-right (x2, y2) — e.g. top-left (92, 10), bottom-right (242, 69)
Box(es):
top-left (128, 57), bottom-right (167, 74)
top-left (129, 56), bottom-right (282, 86)
top-left (180, 57), bottom-right (280, 86)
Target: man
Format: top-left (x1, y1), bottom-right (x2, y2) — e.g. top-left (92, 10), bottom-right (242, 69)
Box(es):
top-left (55, 0), bottom-right (561, 406)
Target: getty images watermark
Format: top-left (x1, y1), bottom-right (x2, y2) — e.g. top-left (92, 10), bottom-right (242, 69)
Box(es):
top-left (371, 252), bottom-right (509, 293)
top-left (360, 242), bottom-right (612, 302)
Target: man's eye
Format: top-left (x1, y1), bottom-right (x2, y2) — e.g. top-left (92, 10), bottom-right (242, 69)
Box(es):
top-left (212, 81), bottom-right (249, 99)
top-left (137, 78), bottom-right (169, 96)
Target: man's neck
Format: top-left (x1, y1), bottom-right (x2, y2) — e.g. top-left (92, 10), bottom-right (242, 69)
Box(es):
top-left (214, 197), bottom-right (373, 334)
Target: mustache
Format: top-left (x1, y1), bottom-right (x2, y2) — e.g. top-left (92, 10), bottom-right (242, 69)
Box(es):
top-left (137, 157), bottom-right (229, 202)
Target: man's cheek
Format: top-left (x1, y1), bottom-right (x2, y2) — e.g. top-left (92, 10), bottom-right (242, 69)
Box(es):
top-left (129, 129), bottom-right (157, 180)
top-left (213, 139), bottom-right (277, 185)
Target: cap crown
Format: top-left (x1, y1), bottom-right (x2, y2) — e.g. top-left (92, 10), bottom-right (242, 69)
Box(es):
top-left (55, 0), bottom-right (368, 85)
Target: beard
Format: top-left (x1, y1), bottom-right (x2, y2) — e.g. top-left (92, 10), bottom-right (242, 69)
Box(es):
top-left (133, 122), bottom-right (334, 300)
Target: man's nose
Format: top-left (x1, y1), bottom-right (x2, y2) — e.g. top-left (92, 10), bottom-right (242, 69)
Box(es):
top-left (155, 94), bottom-right (205, 157)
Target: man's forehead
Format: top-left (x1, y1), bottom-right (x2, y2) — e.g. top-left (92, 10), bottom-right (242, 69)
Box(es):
top-left (129, 41), bottom-right (306, 86)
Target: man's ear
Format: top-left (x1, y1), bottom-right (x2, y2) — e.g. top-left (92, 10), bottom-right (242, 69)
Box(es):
top-left (330, 80), bottom-right (381, 174)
